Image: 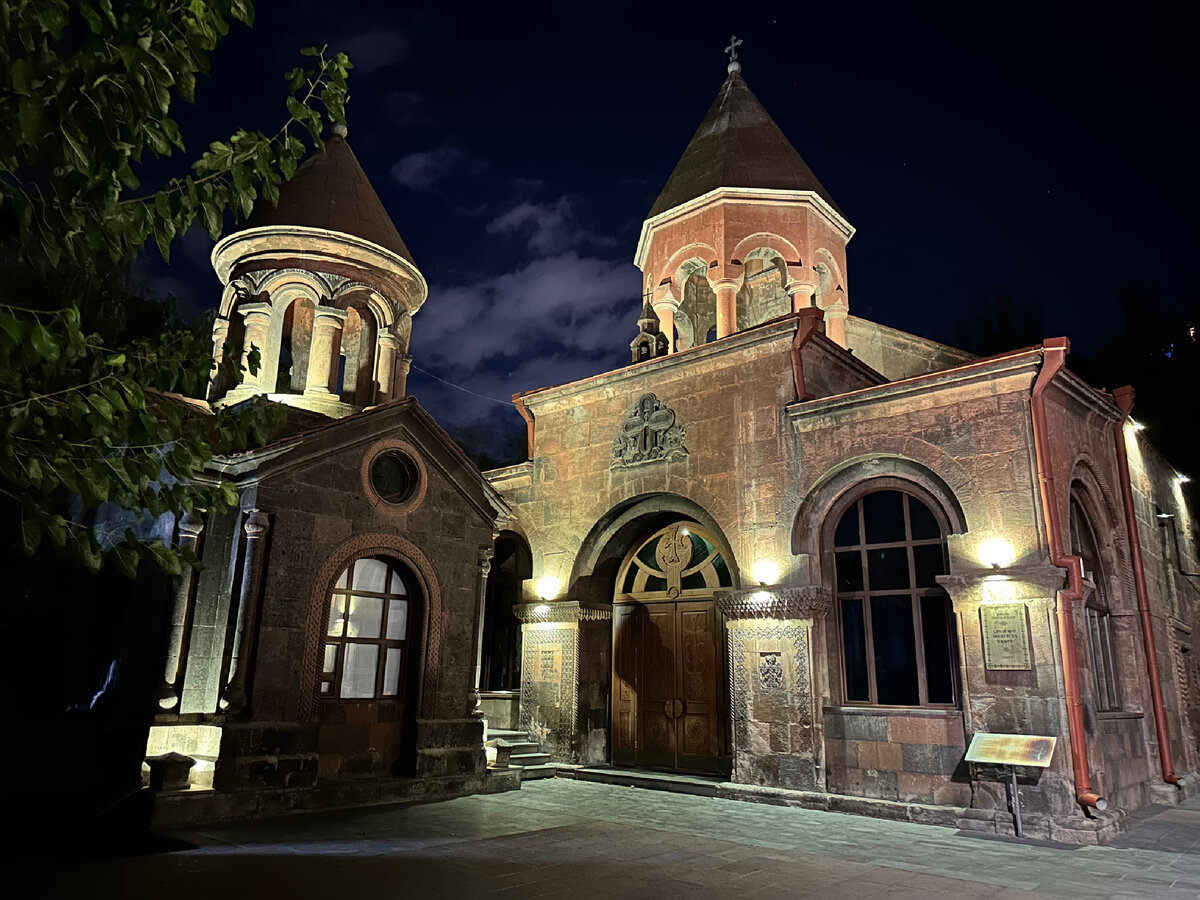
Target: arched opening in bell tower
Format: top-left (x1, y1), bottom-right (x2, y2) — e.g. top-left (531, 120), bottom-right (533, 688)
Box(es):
top-left (735, 248), bottom-right (788, 328)
top-left (675, 258), bottom-right (717, 350)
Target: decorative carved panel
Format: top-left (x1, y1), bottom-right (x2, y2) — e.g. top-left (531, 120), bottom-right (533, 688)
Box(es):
top-left (611, 393), bottom-right (687, 469)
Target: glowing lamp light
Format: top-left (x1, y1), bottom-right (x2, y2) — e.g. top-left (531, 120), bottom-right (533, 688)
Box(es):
top-left (1180, 475), bottom-right (1192, 485)
top-left (1131, 420), bottom-right (1146, 432)
top-left (535, 577), bottom-right (560, 601)
top-left (751, 559), bottom-right (780, 586)
top-left (750, 590), bottom-right (772, 605)
top-left (977, 538), bottom-right (1015, 570)
top-left (533, 604), bottom-right (550, 616)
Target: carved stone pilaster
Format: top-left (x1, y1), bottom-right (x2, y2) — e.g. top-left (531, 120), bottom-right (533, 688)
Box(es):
top-left (471, 545), bottom-right (494, 719)
top-left (719, 585), bottom-right (828, 792)
top-left (220, 510), bottom-right (271, 715)
top-left (515, 600), bottom-right (612, 764)
top-left (158, 511), bottom-right (206, 711)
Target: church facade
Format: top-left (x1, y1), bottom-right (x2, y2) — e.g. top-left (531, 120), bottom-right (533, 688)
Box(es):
top-left (141, 64), bottom-right (1200, 845)
top-left (486, 64), bottom-right (1200, 844)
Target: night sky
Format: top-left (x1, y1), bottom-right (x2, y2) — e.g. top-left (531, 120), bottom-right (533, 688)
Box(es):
top-left (146, 1), bottom-right (1198, 458)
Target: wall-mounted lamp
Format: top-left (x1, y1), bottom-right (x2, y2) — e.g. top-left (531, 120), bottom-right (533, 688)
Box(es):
top-left (751, 559), bottom-right (780, 586)
top-left (533, 604), bottom-right (550, 616)
top-left (1131, 419), bottom-right (1146, 432)
top-left (1180, 475), bottom-right (1192, 485)
top-left (535, 577), bottom-right (560, 601)
top-left (977, 538), bottom-right (1015, 570)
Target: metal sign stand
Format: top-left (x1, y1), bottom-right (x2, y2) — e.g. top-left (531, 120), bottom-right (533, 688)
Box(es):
top-left (965, 733), bottom-right (1057, 840)
top-left (1009, 765), bottom-right (1023, 837)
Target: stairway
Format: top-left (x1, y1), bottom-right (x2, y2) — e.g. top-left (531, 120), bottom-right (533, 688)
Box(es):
top-left (487, 728), bottom-right (556, 780)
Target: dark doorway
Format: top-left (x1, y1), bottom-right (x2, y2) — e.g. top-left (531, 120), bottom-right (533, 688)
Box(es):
top-left (482, 532), bottom-right (531, 691)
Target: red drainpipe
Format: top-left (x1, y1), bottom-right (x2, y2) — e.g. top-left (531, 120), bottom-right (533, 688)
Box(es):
top-left (513, 394), bottom-right (535, 459)
top-left (1030, 337), bottom-right (1107, 811)
top-left (1111, 385), bottom-right (1180, 787)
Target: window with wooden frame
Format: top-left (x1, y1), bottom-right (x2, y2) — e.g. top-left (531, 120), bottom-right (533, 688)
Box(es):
top-left (320, 556), bottom-right (413, 700)
top-left (831, 488), bottom-right (958, 707)
top-left (1069, 495), bottom-right (1121, 712)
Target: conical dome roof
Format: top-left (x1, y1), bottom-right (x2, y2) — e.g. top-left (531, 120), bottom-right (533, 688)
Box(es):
top-left (648, 72), bottom-right (844, 220)
top-left (242, 133), bottom-right (415, 264)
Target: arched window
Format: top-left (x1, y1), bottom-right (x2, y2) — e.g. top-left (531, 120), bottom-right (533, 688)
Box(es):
top-left (320, 556), bottom-right (415, 700)
top-left (831, 489), bottom-right (957, 707)
top-left (616, 522), bottom-right (733, 599)
top-left (1070, 495), bottom-right (1121, 711)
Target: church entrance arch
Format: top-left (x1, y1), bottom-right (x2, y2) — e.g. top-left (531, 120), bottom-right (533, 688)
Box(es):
top-left (611, 521), bottom-right (732, 773)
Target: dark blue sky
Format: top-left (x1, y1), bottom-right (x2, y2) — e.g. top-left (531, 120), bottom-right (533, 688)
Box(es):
top-left (148, 1), bottom-right (1198, 454)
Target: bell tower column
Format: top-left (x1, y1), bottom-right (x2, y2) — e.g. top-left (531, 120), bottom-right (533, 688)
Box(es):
top-left (238, 303), bottom-right (273, 392)
top-left (652, 286), bottom-right (679, 353)
top-left (375, 332), bottom-right (399, 402)
top-left (304, 305), bottom-right (348, 398)
top-left (708, 275), bottom-right (743, 339)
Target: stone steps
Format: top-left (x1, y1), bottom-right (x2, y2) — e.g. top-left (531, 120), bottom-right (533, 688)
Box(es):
top-left (486, 729), bottom-right (556, 782)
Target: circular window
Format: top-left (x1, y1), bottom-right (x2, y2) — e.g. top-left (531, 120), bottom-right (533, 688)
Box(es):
top-left (370, 451), bottom-right (421, 505)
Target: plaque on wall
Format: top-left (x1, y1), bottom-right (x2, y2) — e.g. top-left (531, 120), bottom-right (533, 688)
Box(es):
top-left (980, 602), bottom-right (1032, 670)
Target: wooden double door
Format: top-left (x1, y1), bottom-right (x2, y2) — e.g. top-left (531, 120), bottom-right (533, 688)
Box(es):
top-left (612, 599), bottom-right (722, 772)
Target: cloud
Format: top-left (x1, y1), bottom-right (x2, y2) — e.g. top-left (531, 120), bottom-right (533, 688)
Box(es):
top-left (486, 196), bottom-right (615, 256)
top-left (381, 90), bottom-right (427, 126)
top-left (410, 251), bottom-right (642, 407)
top-left (389, 147), bottom-right (465, 190)
top-left (337, 31), bottom-right (408, 76)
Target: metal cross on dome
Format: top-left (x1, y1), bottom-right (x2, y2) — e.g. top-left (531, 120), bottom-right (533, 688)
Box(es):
top-left (724, 35), bottom-right (743, 66)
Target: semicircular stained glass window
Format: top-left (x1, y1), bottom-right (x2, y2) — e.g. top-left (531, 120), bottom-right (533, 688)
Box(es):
top-left (617, 522), bottom-right (733, 599)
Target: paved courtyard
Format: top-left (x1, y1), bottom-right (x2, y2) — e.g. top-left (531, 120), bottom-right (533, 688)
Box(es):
top-left (18, 779), bottom-right (1200, 898)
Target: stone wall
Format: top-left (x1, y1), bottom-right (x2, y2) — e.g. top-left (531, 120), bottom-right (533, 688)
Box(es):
top-left (844, 316), bottom-right (976, 381)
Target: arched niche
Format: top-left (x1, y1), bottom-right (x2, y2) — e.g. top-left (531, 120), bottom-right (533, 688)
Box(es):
top-left (735, 246), bottom-right (789, 329)
top-left (276, 295), bottom-right (315, 394)
top-left (569, 492), bottom-right (741, 606)
top-left (338, 302), bottom-right (379, 407)
top-left (813, 249), bottom-right (846, 311)
top-left (674, 258), bottom-right (716, 350)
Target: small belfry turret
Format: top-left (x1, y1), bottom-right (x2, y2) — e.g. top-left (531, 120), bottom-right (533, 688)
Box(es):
top-left (634, 39), bottom-right (855, 351)
top-left (207, 123), bottom-right (427, 417)
top-left (630, 292), bottom-right (669, 363)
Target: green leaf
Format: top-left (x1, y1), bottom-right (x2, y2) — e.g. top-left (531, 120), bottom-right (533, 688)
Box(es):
top-left (30, 321), bottom-right (61, 362)
top-left (18, 98), bottom-right (43, 144)
top-left (88, 393), bottom-right (114, 422)
top-left (114, 540), bottom-right (141, 579)
top-left (21, 518), bottom-right (42, 556)
top-left (149, 542), bottom-right (184, 576)
top-left (105, 353), bottom-right (126, 366)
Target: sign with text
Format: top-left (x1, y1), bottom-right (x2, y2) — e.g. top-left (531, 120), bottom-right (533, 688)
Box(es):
top-left (965, 732), bottom-right (1056, 768)
top-left (980, 602), bottom-right (1032, 670)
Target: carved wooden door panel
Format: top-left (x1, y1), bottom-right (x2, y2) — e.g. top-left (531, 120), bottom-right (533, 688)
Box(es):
top-left (675, 600), bottom-right (720, 772)
top-left (611, 599), bottom-right (719, 772)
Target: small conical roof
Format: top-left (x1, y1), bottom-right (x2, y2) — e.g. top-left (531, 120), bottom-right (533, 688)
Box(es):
top-left (242, 133), bottom-right (415, 264)
top-left (648, 72), bottom-right (844, 220)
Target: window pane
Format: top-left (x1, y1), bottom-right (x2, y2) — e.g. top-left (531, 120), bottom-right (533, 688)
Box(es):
top-left (863, 492), bottom-right (906, 544)
top-left (867, 547), bottom-right (911, 590)
top-left (871, 595), bottom-right (919, 705)
top-left (354, 558), bottom-right (389, 594)
top-left (322, 643), bottom-right (338, 673)
top-left (836, 551), bottom-right (864, 592)
top-left (382, 647), bottom-right (403, 696)
top-left (327, 595), bottom-right (345, 636)
top-left (913, 543), bottom-right (948, 588)
top-left (387, 569), bottom-right (408, 596)
top-left (645, 575), bottom-right (667, 592)
top-left (320, 680), bottom-right (332, 694)
top-left (835, 505), bottom-right (860, 547)
top-left (386, 599), bottom-right (409, 639)
top-left (334, 568), bottom-right (349, 589)
top-left (347, 595), bottom-right (384, 638)
top-left (841, 597), bottom-right (870, 701)
top-left (340, 644), bottom-right (379, 698)
top-left (921, 595), bottom-right (956, 704)
top-left (908, 498), bottom-right (941, 540)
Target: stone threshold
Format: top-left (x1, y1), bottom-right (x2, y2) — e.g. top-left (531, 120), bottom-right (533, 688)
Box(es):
top-left (151, 767), bottom-right (521, 830)
top-left (564, 765), bottom-right (725, 797)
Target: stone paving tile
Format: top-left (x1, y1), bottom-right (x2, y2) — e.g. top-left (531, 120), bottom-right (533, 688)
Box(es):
top-left (24, 779), bottom-right (1200, 898)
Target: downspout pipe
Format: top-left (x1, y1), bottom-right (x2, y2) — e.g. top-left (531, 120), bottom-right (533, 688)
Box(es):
top-left (1111, 385), bottom-right (1181, 787)
top-left (1030, 337), bottom-right (1108, 811)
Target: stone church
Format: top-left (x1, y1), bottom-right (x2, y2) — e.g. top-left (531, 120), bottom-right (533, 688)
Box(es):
top-left (144, 59), bottom-right (1200, 844)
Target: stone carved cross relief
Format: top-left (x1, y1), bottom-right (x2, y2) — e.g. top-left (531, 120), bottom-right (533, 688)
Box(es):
top-left (611, 393), bottom-right (688, 468)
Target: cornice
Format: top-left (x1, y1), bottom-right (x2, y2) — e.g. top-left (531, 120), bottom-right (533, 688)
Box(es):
top-left (514, 600), bottom-right (613, 624)
top-left (788, 348), bottom-right (1043, 427)
top-left (634, 187), bottom-right (855, 269)
top-left (715, 585), bottom-right (833, 620)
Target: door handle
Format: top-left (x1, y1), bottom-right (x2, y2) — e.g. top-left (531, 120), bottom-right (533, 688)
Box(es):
top-left (663, 698), bottom-right (686, 718)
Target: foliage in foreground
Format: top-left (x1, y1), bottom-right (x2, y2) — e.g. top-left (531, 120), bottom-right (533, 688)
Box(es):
top-left (0, 0), bottom-right (351, 575)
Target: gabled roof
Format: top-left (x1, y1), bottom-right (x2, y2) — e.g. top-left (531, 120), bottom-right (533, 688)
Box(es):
top-left (648, 72), bottom-right (845, 220)
top-left (241, 134), bottom-right (415, 265)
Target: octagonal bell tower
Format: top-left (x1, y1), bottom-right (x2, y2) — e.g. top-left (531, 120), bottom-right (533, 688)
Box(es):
top-left (209, 124), bottom-right (427, 418)
top-left (634, 56), bottom-right (854, 350)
